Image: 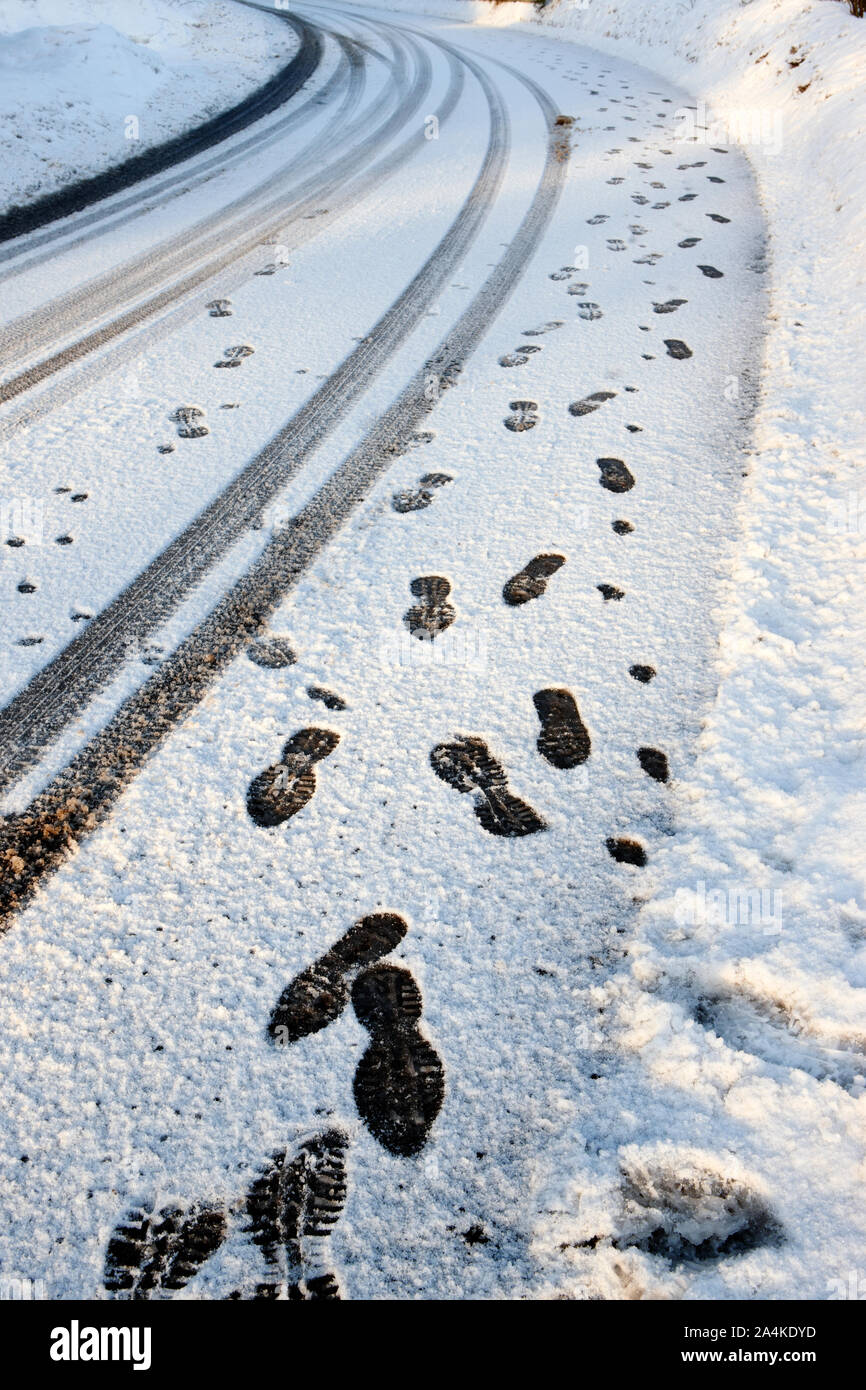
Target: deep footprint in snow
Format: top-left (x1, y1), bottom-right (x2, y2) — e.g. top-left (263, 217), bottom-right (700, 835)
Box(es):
top-left (586, 213), bottom-right (610, 225)
top-left (664, 339), bottom-right (693, 360)
top-left (245, 1130), bottom-right (349, 1299)
top-left (504, 400), bottom-right (539, 432)
top-left (214, 344), bottom-right (255, 368)
top-left (269, 913), bottom-right (408, 1046)
top-left (606, 836), bottom-right (647, 866)
top-left (611, 1161), bottom-right (783, 1266)
top-left (652, 299), bottom-right (687, 314)
top-left (104, 1201), bottom-right (226, 1298)
top-left (206, 298), bottom-right (233, 317)
top-left (597, 457), bottom-right (635, 493)
top-left (430, 735), bottom-right (546, 838)
top-left (698, 264), bottom-right (724, 278)
top-left (637, 746), bottom-right (669, 782)
top-left (706, 213), bottom-right (731, 224)
top-left (247, 728), bottom-right (339, 827)
top-left (576, 302), bottom-right (603, 321)
top-left (503, 553), bottom-right (565, 606)
top-left (246, 637), bottom-right (296, 669)
top-left (569, 390), bottom-right (616, 417)
top-left (405, 576), bottom-right (456, 640)
top-left (606, 239), bottom-right (627, 252)
top-left (391, 472), bottom-right (453, 514)
top-left (534, 689), bottom-right (591, 769)
top-left (351, 964), bottom-right (445, 1157)
top-left (307, 685), bottom-right (347, 711)
top-left (549, 266), bottom-right (579, 281)
top-left (169, 405), bottom-right (209, 439)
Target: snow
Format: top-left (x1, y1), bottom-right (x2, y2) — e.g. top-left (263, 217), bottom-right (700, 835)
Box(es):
top-left (0, 0), bottom-right (864, 1301)
top-left (374, 0), bottom-right (866, 1296)
top-left (0, 0), bottom-right (300, 213)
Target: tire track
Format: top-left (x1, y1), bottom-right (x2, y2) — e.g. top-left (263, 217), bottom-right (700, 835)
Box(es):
top-left (0, 28), bottom-right (359, 281)
top-left (0, 26), bottom-right (401, 443)
top-left (0, 24), bottom-right (422, 403)
top-left (0, 32), bottom-right (568, 927)
top-left (0, 25), bottom-right (478, 793)
top-left (0, 14), bottom-right (324, 246)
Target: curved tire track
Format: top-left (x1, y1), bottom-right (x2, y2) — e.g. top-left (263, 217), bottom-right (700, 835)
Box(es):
top-left (0, 23), bottom-right (482, 794)
top-left (0, 14), bottom-right (324, 247)
top-left (0, 22), bottom-right (423, 405)
top-left (0, 27), bottom-right (360, 280)
top-left (0, 27), bottom-right (567, 927)
top-left (0, 24), bottom-right (414, 442)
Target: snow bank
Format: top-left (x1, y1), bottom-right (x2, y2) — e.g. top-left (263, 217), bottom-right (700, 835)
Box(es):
top-left (0, 0), bottom-right (299, 213)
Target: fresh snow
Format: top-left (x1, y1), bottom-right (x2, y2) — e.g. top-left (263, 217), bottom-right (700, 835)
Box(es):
top-left (0, 0), bottom-right (863, 1302)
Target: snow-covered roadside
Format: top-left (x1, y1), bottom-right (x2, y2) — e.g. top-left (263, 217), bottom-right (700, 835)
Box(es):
top-left (0, 0), bottom-right (299, 214)
top-left (373, 0), bottom-right (866, 1294)
top-left (0, 0), bottom-right (861, 1301)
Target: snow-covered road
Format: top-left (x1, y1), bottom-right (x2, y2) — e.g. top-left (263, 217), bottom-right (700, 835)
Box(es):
top-left (3, 3), bottom-right (850, 1302)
